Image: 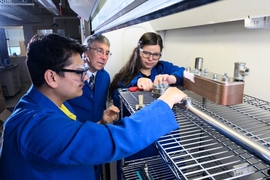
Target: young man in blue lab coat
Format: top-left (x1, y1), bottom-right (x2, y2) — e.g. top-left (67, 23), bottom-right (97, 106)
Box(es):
top-left (0, 33), bottom-right (187, 180)
top-left (67, 34), bottom-right (111, 124)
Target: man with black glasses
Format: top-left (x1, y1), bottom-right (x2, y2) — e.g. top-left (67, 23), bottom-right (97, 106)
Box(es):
top-left (0, 33), bottom-right (187, 180)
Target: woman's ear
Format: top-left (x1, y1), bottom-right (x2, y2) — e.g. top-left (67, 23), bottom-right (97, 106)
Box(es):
top-left (44, 69), bottom-right (58, 88)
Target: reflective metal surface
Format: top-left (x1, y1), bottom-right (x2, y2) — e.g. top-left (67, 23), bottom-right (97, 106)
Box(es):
top-left (152, 83), bottom-right (169, 98)
top-left (178, 98), bottom-right (270, 165)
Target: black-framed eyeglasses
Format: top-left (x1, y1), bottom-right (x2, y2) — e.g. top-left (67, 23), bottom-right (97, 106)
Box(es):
top-left (139, 48), bottom-right (161, 60)
top-left (87, 47), bottom-right (112, 57)
top-left (53, 67), bottom-right (88, 82)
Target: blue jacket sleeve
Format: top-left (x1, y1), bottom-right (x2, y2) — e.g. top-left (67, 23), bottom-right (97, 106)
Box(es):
top-left (1, 85), bottom-right (179, 180)
top-left (12, 100), bottom-right (178, 166)
top-left (158, 61), bottom-right (185, 85)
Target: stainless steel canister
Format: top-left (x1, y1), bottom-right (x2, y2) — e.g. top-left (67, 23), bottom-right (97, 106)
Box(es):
top-left (152, 83), bottom-right (169, 98)
top-left (195, 57), bottom-right (203, 71)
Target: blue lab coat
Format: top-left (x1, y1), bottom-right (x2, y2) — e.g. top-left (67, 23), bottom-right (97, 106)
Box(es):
top-left (0, 85), bottom-right (178, 180)
top-left (67, 69), bottom-right (110, 123)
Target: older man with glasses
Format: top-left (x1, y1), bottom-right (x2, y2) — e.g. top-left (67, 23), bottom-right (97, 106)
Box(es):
top-left (67, 34), bottom-right (113, 124)
top-left (66, 34), bottom-right (113, 180)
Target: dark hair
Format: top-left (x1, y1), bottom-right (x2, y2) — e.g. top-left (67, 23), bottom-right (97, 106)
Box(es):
top-left (108, 32), bottom-right (163, 100)
top-left (26, 34), bottom-right (86, 87)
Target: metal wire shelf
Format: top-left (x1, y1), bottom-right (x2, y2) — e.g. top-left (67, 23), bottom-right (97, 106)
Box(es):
top-left (122, 155), bottom-right (177, 180)
top-left (118, 89), bottom-right (270, 179)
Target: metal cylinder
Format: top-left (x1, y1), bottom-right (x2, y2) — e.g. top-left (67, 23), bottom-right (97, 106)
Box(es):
top-left (222, 73), bottom-right (230, 83)
top-left (185, 67), bottom-right (191, 73)
top-left (195, 57), bottom-right (203, 71)
top-left (152, 83), bottom-right (169, 98)
top-left (233, 62), bottom-right (250, 81)
top-left (179, 98), bottom-right (270, 165)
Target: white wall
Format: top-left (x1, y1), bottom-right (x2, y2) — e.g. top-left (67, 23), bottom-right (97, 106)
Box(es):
top-left (104, 20), bottom-right (270, 102)
top-left (163, 20), bottom-right (270, 102)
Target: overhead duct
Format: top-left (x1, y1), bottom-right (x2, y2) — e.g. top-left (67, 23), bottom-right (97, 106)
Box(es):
top-left (0, 0), bottom-right (41, 22)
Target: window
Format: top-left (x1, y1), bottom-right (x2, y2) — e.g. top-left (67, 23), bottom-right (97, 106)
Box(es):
top-left (37, 29), bottom-right (53, 35)
top-left (3, 26), bottom-right (25, 56)
top-left (36, 29), bottom-right (65, 36)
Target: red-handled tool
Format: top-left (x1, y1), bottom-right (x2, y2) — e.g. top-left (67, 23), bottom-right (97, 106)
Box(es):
top-left (128, 86), bottom-right (141, 92)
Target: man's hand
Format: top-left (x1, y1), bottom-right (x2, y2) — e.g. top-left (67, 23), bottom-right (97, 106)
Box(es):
top-left (98, 105), bottom-right (120, 124)
top-left (158, 87), bottom-right (187, 109)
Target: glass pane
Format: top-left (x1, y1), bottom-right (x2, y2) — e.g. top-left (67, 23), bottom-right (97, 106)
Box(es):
top-left (9, 47), bottom-right (21, 56)
top-left (6, 29), bottom-right (24, 46)
top-left (37, 29), bottom-right (53, 35)
top-left (3, 26), bottom-right (25, 56)
top-left (57, 29), bottom-right (65, 36)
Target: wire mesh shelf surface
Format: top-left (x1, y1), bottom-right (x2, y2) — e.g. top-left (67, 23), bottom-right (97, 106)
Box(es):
top-left (118, 89), bottom-right (270, 179)
top-left (122, 155), bottom-right (177, 180)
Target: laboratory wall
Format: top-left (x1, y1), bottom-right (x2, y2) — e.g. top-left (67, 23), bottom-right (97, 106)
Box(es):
top-left (103, 20), bottom-right (270, 102)
top-left (163, 20), bottom-right (270, 102)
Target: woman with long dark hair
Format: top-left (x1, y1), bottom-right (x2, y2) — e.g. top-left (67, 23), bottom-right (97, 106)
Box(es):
top-left (109, 32), bottom-right (185, 113)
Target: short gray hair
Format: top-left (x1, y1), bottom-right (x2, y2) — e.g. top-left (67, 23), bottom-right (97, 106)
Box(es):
top-left (83, 34), bottom-right (110, 47)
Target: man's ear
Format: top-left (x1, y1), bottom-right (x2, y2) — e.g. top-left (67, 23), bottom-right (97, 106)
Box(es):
top-left (44, 69), bottom-right (58, 88)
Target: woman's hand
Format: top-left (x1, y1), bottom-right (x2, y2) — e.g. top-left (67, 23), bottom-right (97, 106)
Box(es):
top-left (98, 105), bottom-right (120, 124)
top-left (154, 74), bottom-right (176, 84)
top-left (137, 77), bottom-right (154, 91)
